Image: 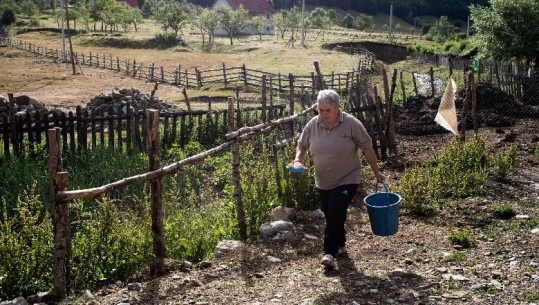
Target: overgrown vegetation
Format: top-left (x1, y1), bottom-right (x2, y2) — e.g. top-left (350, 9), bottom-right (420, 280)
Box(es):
top-left (397, 137), bottom-right (489, 215)
top-left (0, 127), bottom-right (318, 299)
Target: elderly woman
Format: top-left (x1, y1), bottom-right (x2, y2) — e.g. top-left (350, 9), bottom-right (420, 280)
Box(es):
top-left (290, 89), bottom-right (385, 269)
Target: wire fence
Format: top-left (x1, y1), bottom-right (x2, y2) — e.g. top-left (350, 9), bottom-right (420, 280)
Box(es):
top-left (391, 53), bottom-right (539, 135)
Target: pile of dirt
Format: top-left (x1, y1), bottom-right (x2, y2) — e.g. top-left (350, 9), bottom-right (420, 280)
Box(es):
top-left (395, 83), bottom-right (539, 136)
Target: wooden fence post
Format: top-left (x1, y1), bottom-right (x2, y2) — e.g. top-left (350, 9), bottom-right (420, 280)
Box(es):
top-left (386, 69), bottom-right (398, 155)
top-left (146, 110), bottom-right (168, 275)
top-left (411, 72), bottom-right (418, 96)
top-left (48, 128), bottom-right (70, 299)
top-left (8, 93), bottom-right (19, 157)
top-left (470, 71), bottom-right (478, 135)
top-left (242, 64), bottom-right (248, 87)
top-left (222, 62), bottom-right (227, 87)
top-left (429, 66), bottom-right (435, 98)
top-left (261, 74), bottom-right (267, 122)
top-left (314, 61), bottom-right (326, 90)
top-left (227, 97), bottom-right (247, 240)
top-left (460, 70), bottom-right (468, 142)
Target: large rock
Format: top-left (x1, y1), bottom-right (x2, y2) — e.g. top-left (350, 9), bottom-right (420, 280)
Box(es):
top-left (259, 220), bottom-right (295, 239)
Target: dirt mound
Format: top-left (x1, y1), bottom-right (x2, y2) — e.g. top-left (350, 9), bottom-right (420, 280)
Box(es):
top-left (395, 84), bottom-right (539, 136)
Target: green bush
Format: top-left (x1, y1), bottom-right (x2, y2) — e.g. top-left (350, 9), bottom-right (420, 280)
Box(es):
top-left (492, 204), bottom-right (516, 219)
top-left (448, 229), bottom-right (474, 248)
top-left (492, 144), bottom-right (518, 182)
top-left (398, 137), bottom-right (489, 215)
top-left (70, 197), bottom-right (152, 292)
top-left (0, 185), bottom-right (53, 300)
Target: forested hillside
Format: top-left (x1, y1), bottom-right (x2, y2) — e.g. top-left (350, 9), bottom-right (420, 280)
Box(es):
top-left (185, 0), bottom-right (490, 20)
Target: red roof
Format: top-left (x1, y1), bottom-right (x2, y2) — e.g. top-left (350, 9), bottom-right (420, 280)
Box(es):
top-left (118, 0), bottom-right (139, 8)
top-left (221, 0), bottom-right (275, 14)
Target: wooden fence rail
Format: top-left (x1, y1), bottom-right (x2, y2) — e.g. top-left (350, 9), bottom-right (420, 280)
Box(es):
top-left (47, 103), bottom-right (317, 298)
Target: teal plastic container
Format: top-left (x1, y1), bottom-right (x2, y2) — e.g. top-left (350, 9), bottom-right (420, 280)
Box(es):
top-left (363, 181), bottom-right (401, 236)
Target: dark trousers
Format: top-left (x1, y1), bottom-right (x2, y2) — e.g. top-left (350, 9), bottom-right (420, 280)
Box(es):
top-left (318, 184), bottom-right (358, 256)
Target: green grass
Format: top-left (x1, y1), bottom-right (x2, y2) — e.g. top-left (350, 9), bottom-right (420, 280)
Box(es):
top-left (491, 204), bottom-right (516, 220)
top-left (448, 229), bottom-right (475, 248)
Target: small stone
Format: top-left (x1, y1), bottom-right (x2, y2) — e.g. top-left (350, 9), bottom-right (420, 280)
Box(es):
top-left (492, 271), bottom-right (503, 279)
top-left (442, 291), bottom-right (468, 299)
top-left (489, 280), bottom-right (503, 290)
top-left (127, 282), bottom-right (143, 292)
top-left (267, 256), bottom-right (281, 263)
top-left (199, 261), bottom-right (212, 269)
top-left (397, 291), bottom-right (416, 304)
top-left (406, 248), bottom-right (418, 255)
top-left (304, 234), bottom-right (318, 240)
top-left (253, 273), bottom-right (264, 278)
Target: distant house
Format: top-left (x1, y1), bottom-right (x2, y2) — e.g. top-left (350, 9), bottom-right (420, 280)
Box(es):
top-left (117, 0), bottom-right (139, 8)
top-left (212, 0), bottom-right (275, 35)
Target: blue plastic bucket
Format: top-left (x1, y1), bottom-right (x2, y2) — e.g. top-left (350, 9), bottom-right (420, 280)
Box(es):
top-left (363, 181), bottom-right (401, 236)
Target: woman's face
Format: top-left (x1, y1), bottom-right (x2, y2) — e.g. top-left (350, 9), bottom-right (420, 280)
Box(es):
top-left (318, 103), bottom-right (339, 126)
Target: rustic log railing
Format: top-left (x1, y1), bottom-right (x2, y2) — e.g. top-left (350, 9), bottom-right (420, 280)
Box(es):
top-left (48, 103), bottom-right (318, 298)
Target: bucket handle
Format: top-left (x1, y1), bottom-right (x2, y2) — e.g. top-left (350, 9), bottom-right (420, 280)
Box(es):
top-left (374, 180), bottom-right (389, 194)
top-left (374, 180), bottom-right (391, 204)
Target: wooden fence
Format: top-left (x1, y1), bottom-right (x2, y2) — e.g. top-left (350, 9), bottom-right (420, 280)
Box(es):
top-left (0, 37), bottom-right (375, 95)
top-left (411, 53), bottom-right (537, 102)
top-left (0, 94), bottom-right (287, 157)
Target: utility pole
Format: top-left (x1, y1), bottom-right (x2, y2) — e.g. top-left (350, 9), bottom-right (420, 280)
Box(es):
top-left (60, 0), bottom-right (66, 62)
top-left (467, 15), bottom-right (470, 38)
top-left (388, 4), bottom-right (394, 44)
top-left (301, 0), bottom-right (305, 47)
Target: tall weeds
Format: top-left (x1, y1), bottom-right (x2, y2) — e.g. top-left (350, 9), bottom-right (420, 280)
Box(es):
top-left (398, 137), bottom-right (489, 215)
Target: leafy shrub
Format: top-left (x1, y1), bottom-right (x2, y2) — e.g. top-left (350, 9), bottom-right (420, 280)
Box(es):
top-left (0, 185), bottom-right (53, 300)
top-left (448, 229), bottom-right (474, 248)
top-left (398, 137), bottom-right (489, 215)
top-left (397, 165), bottom-right (441, 215)
top-left (492, 144), bottom-right (518, 182)
top-left (491, 204), bottom-right (516, 219)
top-left (70, 197), bottom-right (152, 292)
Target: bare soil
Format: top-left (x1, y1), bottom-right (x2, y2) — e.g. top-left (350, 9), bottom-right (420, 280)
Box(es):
top-left (1, 43), bottom-right (538, 305)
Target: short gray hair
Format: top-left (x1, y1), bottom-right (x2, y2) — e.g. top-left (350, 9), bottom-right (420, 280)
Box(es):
top-left (317, 89), bottom-right (340, 108)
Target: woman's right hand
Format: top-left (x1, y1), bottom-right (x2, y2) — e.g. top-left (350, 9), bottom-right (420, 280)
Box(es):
top-left (287, 160), bottom-right (304, 168)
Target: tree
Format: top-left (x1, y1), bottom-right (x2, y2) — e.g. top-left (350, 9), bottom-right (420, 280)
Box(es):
top-left (470, 0), bottom-right (539, 67)
top-left (355, 13), bottom-right (373, 31)
top-left (343, 13), bottom-right (354, 29)
top-left (214, 5), bottom-right (249, 45)
top-left (250, 15), bottom-right (268, 41)
top-left (154, 1), bottom-right (188, 37)
top-left (273, 10), bottom-right (289, 39)
top-left (193, 7), bottom-right (218, 45)
top-left (130, 7), bottom-right (143, 32)
top-left (0, 8), bottom-right (16, 29)
top-left (428, 16), bottom-right (456, 42)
